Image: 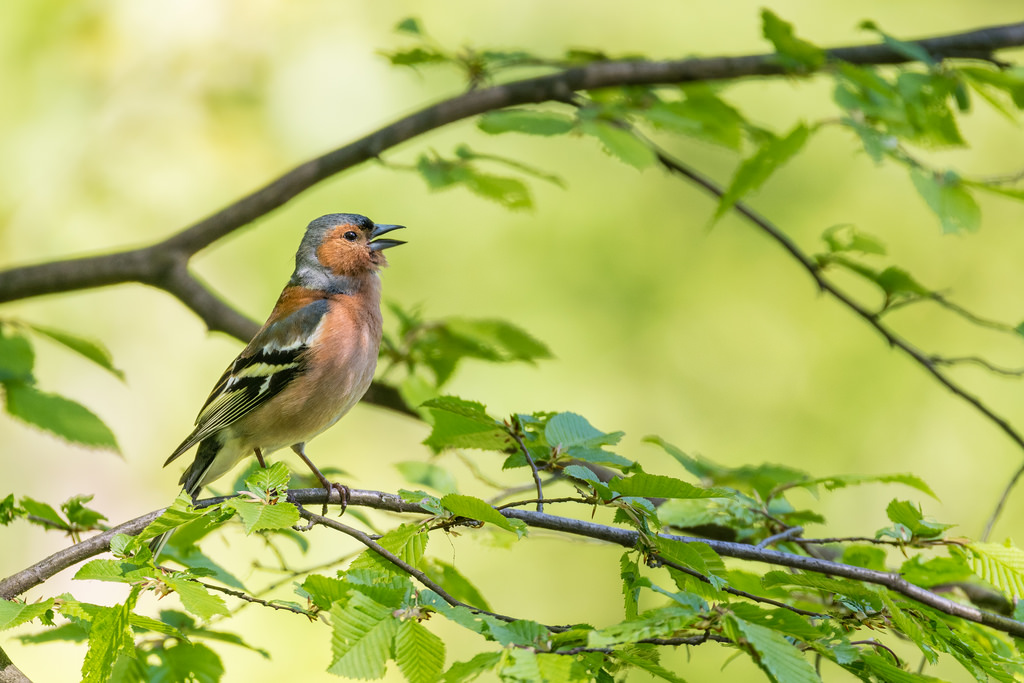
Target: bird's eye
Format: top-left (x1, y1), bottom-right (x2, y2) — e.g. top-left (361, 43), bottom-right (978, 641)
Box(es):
top-left (343, 231), bottom-right (358, 242)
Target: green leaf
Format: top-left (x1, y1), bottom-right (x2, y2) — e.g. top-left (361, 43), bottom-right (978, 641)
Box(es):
top-left (81, 589), bottom-right (138, 683)
top-left (609, 473), bottom-right (732, 500)
top-left (958, 541), bottom-right (1024, 599)
top-left (875, 267), bottom-right (930, 298)
top-left (384, 47), bottom-right (448, 67)
top-left (0, 327), bottom-right (34, 382)
top-left (761, 10), bottom-right (825, 69)
top-left (395, 619), bottom-right (445, 683)
top-left (222, 498), bottom-right (300, 533)
top-left (910, 168), bottom-right (981, 234)
top-left (0, 493), bottom-right (19, 525)
top-left (395, 17), bottom-right (424, 35)
top-left (440, 493), bottom-right (526, 536)
top-left (20, 496), bottom-right (68, 530)
top-left (885, 500), bottom-right (954, 538)
top-left (546, 412), bottom-right (623, 450)
top-left (0, 597), bottom-right (54, 630)
top-left (579, 119), bottom-right (657, 169)
top-left (62, 494), bottom-right (108, 529)
top-left (728, 616), bottom-right (821, 683)
top-left (302, 574), bottom-right (349, 611)
top-left (614, 648), bottom-right (689, 683)
top-left (441, 318), bottom-right (552, 364)
top-left (657, 539), bottom-right (727, 589)
top-left (422, 558), bottom-right (492, 611)
top-left (4, 381), bottom-right (120, 453)
top-left (350, 523), bottom-right (428, 578)
top-left (328, 592), bottom-right (399, 679)
top-left (588, 606), bottom-right (700, 648)
top-left (464, 171), bottom-right (533, 210)
top-left (761, 571), bottom-right (881, 610)
top-left (74, 559), bottom-right (152, 584)
top-left (714, 124), bottom-right (811, 221)
top-left (136, 499), bottom-right (206, 543)
top-left (642, 87), bottom-right (745, 150)
top-left (499, 649), bottom-right (542, 681)
top-left (153, 641), bottom-right (225, 683)
top-left (245, 461), bottom-right (291, 495)
top-left (161, 575), bottom-right (230, 620)
top-left (821, 224), bottom-right (887, 255)
top-left (25, 324), bottom-right (124, 380)
top-left (859, 21), bottom-right (935, 66)
top-left (442, 652), bottom-right (501, 682)
top-left (396, 461), bottom-right (458, 494)
top-left (422, 396), bottom-right (513, 452)
top-left (478, 110), bottom-right (575, 136)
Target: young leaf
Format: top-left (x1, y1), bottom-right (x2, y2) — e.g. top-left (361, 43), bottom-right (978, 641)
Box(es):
top-left (578, 119), bottom-right (657, 170)
top-left (394, 17), bottom-right (424, 35)
top-left (4, 381), bottom-right (120, 453)
top-left (81, 589), bottom-right (138, 683)
top-left (821, 224), bottom-right (887, 255)
top-left (161, 575), bottom-right (230, 620)
top-left (642, 87), bottom-right (745, 150)
top-left (0, 494), bottom-right (19, 525)
top-left (957, 541), bottom-right (1024, 598)
top-left (350, 523), bottom-right (428, 576)
top-left (609, 472), bottom-right (732, 500)
top-left (587, 606), bottom-right (700, 648)
top-left (0, 327), bottom-right (34, 382)
top-left (442, 652), bottom-right (501, 682)
top-left (440, 493), bottom-right (527, 536)
top-left (152, 642), bottom-right (225, 683)
top-left (478, 110), bottom-right (576, 136)
top-left (222, 498), bottom-right (300, 533)
top-left (546, 412), bottom-right (623, 450)
top-left (20, 496), bottom-right (69, 531)
top-left (395, 619), bottom-right (445, 683)
top-left (885, 500), bottom-right (954, 538)
top-left (0, 598), bottom-right (54, 630)
top-left (245, 461), bottom-right (291, 495)
top-left (728, 616), bottom-right (821, 683)
top-left (25, 324), bottom-right (125, 380)
top-left (910, 168), bottom-right (981, 234)
top-left (714, 123), bottom-right (810, 221)
top-left (761, 10), bottom-right (825, 69)
top-left (302, 574), bottom-right (350, 611)
top-left (328, 592), bottom-right (399, 679)
top-left (422, 396), bottom-right (513, 452)
top-left (789, 472), bottom-right (937, 499)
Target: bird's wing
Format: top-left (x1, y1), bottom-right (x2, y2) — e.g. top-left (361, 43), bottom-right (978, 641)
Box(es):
top-left (164, 299), bottom-right (330, 466)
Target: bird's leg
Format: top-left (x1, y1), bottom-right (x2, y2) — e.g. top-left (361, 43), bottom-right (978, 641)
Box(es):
top-left (254, 447), bottom-right (267, 469)
top-left (291, 443), bottom-right (348, 516)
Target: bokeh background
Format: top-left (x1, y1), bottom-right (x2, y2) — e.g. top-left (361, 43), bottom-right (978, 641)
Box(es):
top-left (3, 1), bottom-right (1024, 680)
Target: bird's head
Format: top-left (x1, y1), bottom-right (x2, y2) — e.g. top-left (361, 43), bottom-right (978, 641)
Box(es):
top-left (290, 213), bottom-right (405, 291)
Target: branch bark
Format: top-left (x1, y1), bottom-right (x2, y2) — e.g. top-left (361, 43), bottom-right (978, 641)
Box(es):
top-left (3, 488), bottom-right (1021, 639)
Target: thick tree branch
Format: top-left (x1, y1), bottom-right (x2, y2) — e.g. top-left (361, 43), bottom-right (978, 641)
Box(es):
top-left (4, 488), bottom-right (1022, 639)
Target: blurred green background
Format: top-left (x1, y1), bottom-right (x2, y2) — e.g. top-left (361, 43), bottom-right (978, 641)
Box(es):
top-left (3, 1), bottom-right (1024, 680)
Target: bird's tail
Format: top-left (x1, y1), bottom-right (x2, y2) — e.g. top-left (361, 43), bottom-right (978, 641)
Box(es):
top-left (149, 439), bottom-right (218, 560)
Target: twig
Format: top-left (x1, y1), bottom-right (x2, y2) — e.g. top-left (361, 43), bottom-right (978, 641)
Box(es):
top-left (851, 639), bottom-right (902, 666)
top-left (295, 505), bottom-right (569, 631)
top-left (930, 355), bottom-right (1024, 377)
top-left (194, 580), bottom-right (313, 617)
top-left (756, 526), bottom-right (805, 549)
top-left (650, 150), bottom-right (1024, 542)
top-left (509, 418), bottom-right (544, 512)
top-left (496, 496), bottom-right (587, 510)
top-left (556, 632), bottom-right (731, 654)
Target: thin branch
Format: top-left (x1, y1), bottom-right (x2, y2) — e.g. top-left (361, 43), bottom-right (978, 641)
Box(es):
top-left (930, 355), bottom-right (1024, 377)
top-left (295, 505), bottom-right (570, 631)
top-left (556, 632), bottom-right (732, 654)
top-left (509, 419), bottom-right (544, 512)
top-left (193, 580), bottom-right (313, 617)
top-left (5, 487), bottom-right (1023, 639)
top-left (650, 150), bottom-right (1024, 542)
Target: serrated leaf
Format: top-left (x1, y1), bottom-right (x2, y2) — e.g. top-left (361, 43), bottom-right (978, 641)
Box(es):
top-left (441, 494), bottom-right (526, 536)
top-left (762, 10), bottom-right (825, 69)
top-left (222, 498), bottom-right (300, 533)
top-left (546, 412), bottom-right (622, 450)
top-left (442, 652), bottom-right (501, 682)
top-left (579, 119), bottom-right (657, 169)
top-left (4, 381), bottom-right (120, 453)
top-left (588, 606), bottom-right (700, 648)
top-left (0, 493), bottom-right (19, 525)
top-left (161, 576), bottom-right (230, 620)
top-left (302, 574), bottom-right (350, 611)
top-left (154, 641), bottom-right (224, 683)
top-left (729, 616), bottom-right (821, 683)
top-left (0, 327), bottom-right (34, 382)
top-left (657, 539), bottom-right (727, 589)
top-left (500, 648), bottom-right (542, 681)
top-left (910, 168), bottom-right (981, 234)
top-left (350, 523), bottom-right (428, 578)
top-left (81, 589), bottom-right (137, 683)
top-left (74, 559), bottom-right (152, 584)
top-left (20, 496), bottom-right (68, 530)
top-left (885, 500), bottom-right (953, 538)
top-left (0, 598), bottom-right (54, 630)
top-left (464, 171), bottom-right (533, 210)
top-left (959, 542), bottom-right (1024, 599)
top-left (478, 110), bottom-right (575, 136)
top-left (396, 461), bottom-right (458, 494)
top-left (422, 558), bottom-right (492, 611)
top-left (329, 592), bottom-right (399, 678)
top-left (136, 502), bottom-right (205, 543)
top-left (395, 619), bottom-right (446, 683)
top-left (245, 461), bottom-right (291, 495)
top-left (609, 473), bottom-right (732, 500)
top-left (642, 88), bottom-right (744, 150)
top-left (714, 123), bottom-right (810, 221)
top-left (25, 324), bottom-right (124, 380)
top-left (614, 649), bottom-right (689, 683)
top-left (422, 396), bottom-right (513, 452)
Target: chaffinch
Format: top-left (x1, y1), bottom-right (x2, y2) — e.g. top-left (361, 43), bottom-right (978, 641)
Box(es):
top-left (161, 213), bottom-right (404, 519)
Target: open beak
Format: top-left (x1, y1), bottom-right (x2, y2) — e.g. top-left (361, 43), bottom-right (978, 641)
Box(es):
top-left (369, 223), bottom-right (406, 252)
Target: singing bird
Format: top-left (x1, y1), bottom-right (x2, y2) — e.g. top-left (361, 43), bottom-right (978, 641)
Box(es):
top-left (160, 213), bottom-right (404, 530)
